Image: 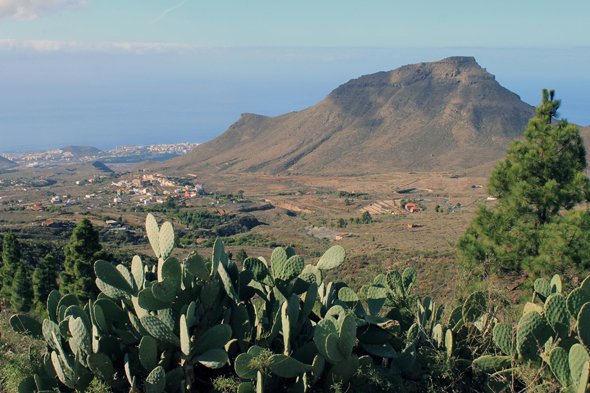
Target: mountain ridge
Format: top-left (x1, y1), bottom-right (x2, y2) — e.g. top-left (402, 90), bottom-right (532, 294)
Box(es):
top-left (157, 57), bottom-right (536, 175)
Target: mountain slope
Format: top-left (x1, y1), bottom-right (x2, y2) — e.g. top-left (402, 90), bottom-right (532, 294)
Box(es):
top-left (0, 156), bottom-right (17, 169)
top-left (160, 57), bottom-right (536, 175)
top-left (61, 146), bottom-right (104, 158)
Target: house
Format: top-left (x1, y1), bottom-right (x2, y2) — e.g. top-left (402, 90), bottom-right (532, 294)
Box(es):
top-left (50, 196), bottom-right (61, 204)
top-left (113, 197), bottom-right (123, 204)
top-left (27, 203), bottom-right (44, 211)
top-left (41, 220), bottom-right (59, 227)
top-left (105, 220), bottom-right (120, 227)
top-left (405, 203), bottom-right (422, 213)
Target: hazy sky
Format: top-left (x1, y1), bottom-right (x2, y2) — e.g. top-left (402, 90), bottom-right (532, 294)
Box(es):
top-left (1, 0), bottom-right (589, 152)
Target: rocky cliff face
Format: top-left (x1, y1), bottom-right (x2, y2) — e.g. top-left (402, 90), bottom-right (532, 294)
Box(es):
top-left (160, 57), bottom-right (536, 175)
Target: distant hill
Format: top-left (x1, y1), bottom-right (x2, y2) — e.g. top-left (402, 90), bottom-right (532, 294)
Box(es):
top-left (0, 156), bottom-right (17, 169)
top-left (63, 161), bottom-right (114, 178)
top-left (61, 145), bottom-right (103, 158)
top-left (86, 161), bottom-right (113, 173)
top-left (157, 57), bottom-right (535, 175)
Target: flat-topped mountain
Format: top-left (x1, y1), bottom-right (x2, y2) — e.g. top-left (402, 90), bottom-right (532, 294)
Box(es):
top-left (159, 57), bottom-right (536, 175)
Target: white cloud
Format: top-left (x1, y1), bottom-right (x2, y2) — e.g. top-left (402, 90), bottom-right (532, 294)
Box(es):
top-left (0, 0), bottom-right (88, 21)
top-left (0, 39), bottom-right (200, 53)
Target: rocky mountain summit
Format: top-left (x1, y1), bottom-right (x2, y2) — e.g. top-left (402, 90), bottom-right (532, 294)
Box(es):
top-left (160, 57), bottom-right (536, 175)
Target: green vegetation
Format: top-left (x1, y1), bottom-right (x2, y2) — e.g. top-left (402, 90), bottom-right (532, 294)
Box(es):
top-left (60, 217), bottom-right (108, 302)
top-left (32, 254), bottom-right (58, 311)
top-left (1, 232), bottom-right (21, 299)
top-left (458, 90), bottom-right (590, 276)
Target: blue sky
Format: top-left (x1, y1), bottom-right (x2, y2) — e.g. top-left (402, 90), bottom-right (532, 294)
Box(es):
top-left (1, 0), bottom-right (589, 152)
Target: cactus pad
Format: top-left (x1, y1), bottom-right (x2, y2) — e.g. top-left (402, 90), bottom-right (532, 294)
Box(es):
top-left (550, 274), bottom-right (562, 294)
top-left (146, 214), bottom-right (161, 258)
top-left (317, 245), bottom-right (346, 270)
top-left (9, 314), bottom-right (42, 338)
top-left (432, 324), bottom-right (443, 349)
top-left (269, 354), bottom-right (314, 378)
top-left (517, 310), bottom-right (552, 358)
top-left (87, 352), bottom-right (114, 382)
top-left (194, 348), bottom-right (229, 369)
top-left (47, 290), bottom-right (61, 323)
top-left (151, 278), bottom-right (177, 303)
top-left (140, 315), bottom-right (180, 347)
top-left (95, 278), bottom-right (129, 299)
top-left (184, 251), bottom-right (209, 281)
top-left (549, 346), bottom-right (571, 387)
top-left (338, 313), bottom-right (356, 359)
top-left (138, 287), bottom-right (171, 310)
top-left (534, 278), bottom-right (551, 301)
top-left (386, 271), bottom-right (403, 298)
top-left (158, 222), bottom-right (175, 260)
top-left (193, 324), bottom-right (232, 355)
top-left (472, 355), bottom-right (512, 373)
top-left (338, 287), bottom-right (359, 302)
top-left (270, 247), bottom-right (288, 278)
top-left (544, 294), bottom-right (570, 339)
top-left (367, 285), bottom-right (388, 315)
top-left (145, 365), bottom-right (166, 393)
top-left (568, 288), bottom-right (590, 320)
top-left (492, 323), bottom-right (514, 357)
top-left (299, 265), bottom-right (322, 286)
top-left (139, 336), bottom-right (158, 372)
top-left (401, 267), bottom-right (417, 295)
top-left (462, 291), bottom-right (486, 324)
top-left (570, 344), bottom-right (590, 388)
top-left (578, 303), bottom-right (590, 352)
top-left (276, 255), bottom-right (304, 282)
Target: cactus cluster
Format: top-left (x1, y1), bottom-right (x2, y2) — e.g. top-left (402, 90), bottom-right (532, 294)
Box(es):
top-left (14, 212), bottom-right (590, 391)
top-left (468, 274), bottom-right (590, 392)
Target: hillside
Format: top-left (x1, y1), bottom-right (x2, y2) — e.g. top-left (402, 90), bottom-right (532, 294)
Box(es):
top-left (580, 125), bottom-right (590, 155)
top-left (158, 57), bottom-right (535, 175)
top-left (0, 156), bottom-right (17, 169)
top-left (60, 145), bottom-right (104, 158)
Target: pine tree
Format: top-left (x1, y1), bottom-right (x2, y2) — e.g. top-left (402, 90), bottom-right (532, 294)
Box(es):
top-left (1, 231), bottom-right (22, 300)
top-left (458, 89), bottom-right (590, 275)
top-left (11, 264), bottom-right (33, 312)
top-left (60, 218), bottom-right (107, 302)
top-left (33, 253), bottom-right (58, 307)
top-left (235, 249), bottom-right (248, 264)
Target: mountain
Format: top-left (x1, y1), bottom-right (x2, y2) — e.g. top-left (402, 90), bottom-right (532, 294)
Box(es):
top-left (63, 161), bottom-right (114, 178)
top-left (60, 145), bottom-right (104, 158)
top-left (159, 57), bottom-right (536, 175)
top-left (0, 156), bottom-right (17, 169)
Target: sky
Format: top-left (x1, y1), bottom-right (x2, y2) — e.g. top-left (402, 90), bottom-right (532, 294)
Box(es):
top-left (0, 0), bottom-right (589, 153)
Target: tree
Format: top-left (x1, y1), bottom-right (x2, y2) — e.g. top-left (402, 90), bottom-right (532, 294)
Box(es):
top-left (33, 253), bottom-right (58, 307)
top-left (0, 231), bottom-right (22, 299)
top-left (11, 264), bottom-right (33, 312)
top-left (337, 218), bottom-right (348, 228)
top-left (361, 211), bottom-right (373, 224)
top-left (235, 249), bottom-right (248, 264)
top-left (60, 218), bottom-right (108, 302)
top-left (458, 90), bottom-right (590, 275)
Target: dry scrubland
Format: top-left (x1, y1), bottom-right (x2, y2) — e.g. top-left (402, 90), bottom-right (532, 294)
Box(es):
top-left (0, 166), bottom-right (505, 306)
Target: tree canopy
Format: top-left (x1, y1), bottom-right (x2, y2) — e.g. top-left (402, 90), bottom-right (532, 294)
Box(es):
top-left (60, 218), bottom-right (107, 302)
top-left (458, 89), bottom-right (590, 275)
